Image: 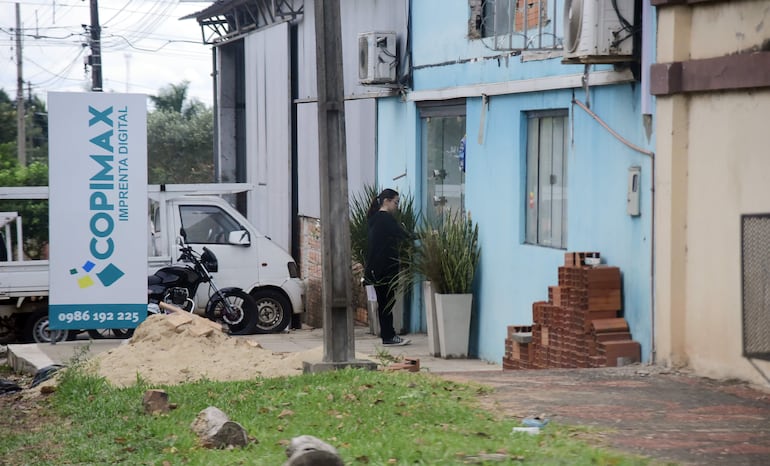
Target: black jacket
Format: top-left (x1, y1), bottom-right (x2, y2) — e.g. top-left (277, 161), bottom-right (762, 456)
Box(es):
top-left (365, 210), bottom-right (406, 285)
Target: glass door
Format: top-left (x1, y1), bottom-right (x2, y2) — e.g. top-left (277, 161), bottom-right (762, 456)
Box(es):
top-left (419, 101), bottom-right (466, 223)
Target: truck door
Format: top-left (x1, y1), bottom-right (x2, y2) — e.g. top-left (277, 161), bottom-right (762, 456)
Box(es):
top-left (177, 204), bottom-right (257, 307)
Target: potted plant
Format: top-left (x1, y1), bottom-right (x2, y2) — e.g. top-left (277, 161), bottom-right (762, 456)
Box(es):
top-left (403, 209), bottom-right (480, 358)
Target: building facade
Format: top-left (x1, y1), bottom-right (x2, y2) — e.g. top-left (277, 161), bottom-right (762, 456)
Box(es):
top-left (652, 0), bottom-right (770, 387)
top-left (375, 0), bottom-right (655, 365)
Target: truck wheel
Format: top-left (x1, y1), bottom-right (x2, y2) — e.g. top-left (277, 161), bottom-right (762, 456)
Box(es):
top-left (24, 310), bottom-right (70, 343)
top-left (251, 289), bottom-right (292, 334)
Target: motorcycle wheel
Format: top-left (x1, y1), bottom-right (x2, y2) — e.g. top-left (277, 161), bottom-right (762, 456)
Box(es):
top-left (207, 289), bottom-right (257, 335)
top-left (24, 310), bottom-right (70, 343)
top-left (87, 328), bottom-right (135, 340)
top-left (251, 289), bottom-right (292, 334)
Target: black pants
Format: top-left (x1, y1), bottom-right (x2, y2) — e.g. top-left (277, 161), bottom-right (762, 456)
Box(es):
top-left (374, 282), bottom-right (396, 341)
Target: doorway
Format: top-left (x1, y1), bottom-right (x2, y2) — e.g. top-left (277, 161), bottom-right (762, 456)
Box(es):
top-left (419, 100), bottom-right (467, 222)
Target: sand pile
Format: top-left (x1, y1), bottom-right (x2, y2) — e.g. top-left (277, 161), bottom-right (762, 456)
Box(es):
top-left (86, 313), bottom-right (331, 387)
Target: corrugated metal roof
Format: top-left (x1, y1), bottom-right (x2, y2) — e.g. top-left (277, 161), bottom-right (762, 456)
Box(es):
top-left (181, 0), bottom-right (241, 21)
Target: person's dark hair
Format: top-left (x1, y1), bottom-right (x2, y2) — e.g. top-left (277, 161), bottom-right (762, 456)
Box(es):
top-left (367, 188), bottom-right (399, 218)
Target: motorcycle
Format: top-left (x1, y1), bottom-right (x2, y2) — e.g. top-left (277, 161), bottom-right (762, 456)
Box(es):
top-left (147, 229), bottom-right (258, 335)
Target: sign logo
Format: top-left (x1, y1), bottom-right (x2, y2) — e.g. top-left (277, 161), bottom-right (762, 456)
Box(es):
top-left (67, 104), bottom-right (131, 290)
top-left (70, 260), bottom-right (124, 288)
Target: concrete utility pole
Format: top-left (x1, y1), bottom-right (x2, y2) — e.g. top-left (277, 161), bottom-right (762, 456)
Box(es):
top-left (15, 3), bottom-right (26, 166)
top-left (305, 0), bottom-right (375, 372)
top-left (89, 0), bottom-right (103, 91)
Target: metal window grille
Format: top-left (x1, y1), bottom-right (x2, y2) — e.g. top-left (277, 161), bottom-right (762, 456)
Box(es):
top-left (742, 214), bottom-right (770, 361)
top-left (473, 0), bottom-right (560, 51)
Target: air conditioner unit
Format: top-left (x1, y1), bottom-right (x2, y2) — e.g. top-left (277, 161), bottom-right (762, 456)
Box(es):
top-left (562, 0), bottom-right (635, 64)
top-left (358, 31), bottom-right (397, 85)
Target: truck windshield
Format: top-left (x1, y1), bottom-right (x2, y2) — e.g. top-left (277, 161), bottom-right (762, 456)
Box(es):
top-left (179, 205), bottom-right (242, 245)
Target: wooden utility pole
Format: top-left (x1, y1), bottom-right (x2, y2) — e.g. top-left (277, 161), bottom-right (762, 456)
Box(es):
top-left (305, 0), bottom-right (375, 372)
top-left (89, 0), bottom-right (102, 91)
top-left (15, 3), bottom-right (26, 166)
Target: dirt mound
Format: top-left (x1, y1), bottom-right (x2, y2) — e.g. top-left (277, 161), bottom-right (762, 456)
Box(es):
top-left (86, 313), bottom-right (327, 387)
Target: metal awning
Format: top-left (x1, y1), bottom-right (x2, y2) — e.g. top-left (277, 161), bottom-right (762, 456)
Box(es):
top-left (182, 0), bottom-right (304, 45)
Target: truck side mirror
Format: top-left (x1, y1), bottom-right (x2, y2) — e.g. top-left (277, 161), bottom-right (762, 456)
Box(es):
top-left (228, 230), bottom-right (251, 246)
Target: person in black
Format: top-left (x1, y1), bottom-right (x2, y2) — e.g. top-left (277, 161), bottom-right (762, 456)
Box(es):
top-left (365, 188), bottom-right (411, 346)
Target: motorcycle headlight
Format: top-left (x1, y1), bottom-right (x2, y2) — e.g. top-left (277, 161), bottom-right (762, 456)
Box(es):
top-left (201, 249), bottom-right (219, 273)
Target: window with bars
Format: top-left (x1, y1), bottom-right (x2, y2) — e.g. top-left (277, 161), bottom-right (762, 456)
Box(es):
top-left (469, 0), bottom-right (558, 50)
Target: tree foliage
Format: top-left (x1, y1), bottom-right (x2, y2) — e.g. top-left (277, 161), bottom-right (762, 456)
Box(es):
top-left (149, 80), bottom-right (208, 118)
top-left (147, 107), bottom-right (214, 184)
top-left (0, 89), bottom-right (48, 166)
top-left (149, 81), bottom-right (189, 113)
top-left (0, 89), bottom-right (49, 258)
top-left (0, 90), bottom-right (16, 145)
top-left (0, 155), bottom-right (49, 259)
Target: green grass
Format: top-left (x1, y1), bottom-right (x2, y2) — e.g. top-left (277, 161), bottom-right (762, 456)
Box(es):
top-left (1, 366), bottom-right (658, 465)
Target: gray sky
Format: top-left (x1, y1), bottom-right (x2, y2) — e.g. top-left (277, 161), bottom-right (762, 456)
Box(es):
top-left (0, 0), bottom-right (214, 107)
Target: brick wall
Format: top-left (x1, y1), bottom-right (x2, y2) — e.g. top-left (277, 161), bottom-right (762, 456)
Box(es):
top-left (297, 215), bottom-right (369, 328)
top-left (515, 0), bottom-right (546, 33)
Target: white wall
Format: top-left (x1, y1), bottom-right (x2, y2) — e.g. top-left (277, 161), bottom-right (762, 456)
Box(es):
top-left (297, 99), bottom-right (376, 218)
top-left (245, 23), bottom-right (292, 251)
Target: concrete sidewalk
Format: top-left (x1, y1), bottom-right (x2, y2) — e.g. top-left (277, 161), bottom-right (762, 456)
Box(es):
top-left (5, 325), bottom-right (501, 376)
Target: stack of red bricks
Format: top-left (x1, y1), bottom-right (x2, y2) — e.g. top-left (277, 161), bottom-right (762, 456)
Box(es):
top-left (502, 252), bottom-right (641, 370)
top-left (502, 325), bottom-right (533, 370)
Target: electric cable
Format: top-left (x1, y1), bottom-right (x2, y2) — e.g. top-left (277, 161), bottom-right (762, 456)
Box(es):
top-left (1, 0), bottom-right (209, 97)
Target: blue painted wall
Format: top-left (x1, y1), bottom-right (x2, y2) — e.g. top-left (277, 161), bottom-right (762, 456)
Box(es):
top-left (376, 0), bottom-right (654, 363)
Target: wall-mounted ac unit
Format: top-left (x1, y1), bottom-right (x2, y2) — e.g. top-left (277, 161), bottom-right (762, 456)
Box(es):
top-left (358, 31), bottom-right (397, 85)
top-left (562, 0), bottom-right (635, 64)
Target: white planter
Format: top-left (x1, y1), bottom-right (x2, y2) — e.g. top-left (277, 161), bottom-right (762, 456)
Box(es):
top-left (434, 293), bottom-right (473, 358)
top-left (365, 286), bottom-right (404, 337)
top-left (393, 292), bottom-right (405, 334)
top-left (423, 281), bottom-right (440, 356)
top-left (365, 285), bottom-right (380, 336)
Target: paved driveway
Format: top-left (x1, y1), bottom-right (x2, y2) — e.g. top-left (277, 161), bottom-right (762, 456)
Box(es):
top-left (440, 366), bottom-right (770, 465)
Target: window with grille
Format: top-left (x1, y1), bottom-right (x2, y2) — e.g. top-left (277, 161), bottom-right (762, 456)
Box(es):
top-left (469, 0), bottom-right (557, 50)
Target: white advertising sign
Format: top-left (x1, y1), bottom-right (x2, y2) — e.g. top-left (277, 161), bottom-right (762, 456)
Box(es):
top-left (48, 92), bottom-right (148, 329)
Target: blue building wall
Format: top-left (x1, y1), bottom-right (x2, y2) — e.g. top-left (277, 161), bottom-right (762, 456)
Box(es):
top-left (463, 87), bottom-right (653, 362)
top-left (376, 0), bottom-right (654, 364)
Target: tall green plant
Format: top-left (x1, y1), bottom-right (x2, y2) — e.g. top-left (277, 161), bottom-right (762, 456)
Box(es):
top-left (402, 209), bottom-right (480, 295)
top-left (349, 184), bottom-right (380, 266)
top-left (349, 185), bottom-right (419, 268)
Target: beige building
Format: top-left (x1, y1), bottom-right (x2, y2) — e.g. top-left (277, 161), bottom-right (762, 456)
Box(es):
top-left (653, 0), bottom-right (770, 387)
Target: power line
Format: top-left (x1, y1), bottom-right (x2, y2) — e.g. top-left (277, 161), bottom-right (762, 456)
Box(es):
top-left (1, 0), bottom-right (211, 101)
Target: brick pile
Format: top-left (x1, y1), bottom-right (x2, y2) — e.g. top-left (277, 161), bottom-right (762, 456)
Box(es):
top-left (503, 252), bottom-right (641, 370)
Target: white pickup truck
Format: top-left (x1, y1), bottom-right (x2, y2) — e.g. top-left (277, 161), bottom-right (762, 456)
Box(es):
top-left (0, 184), bottom-right (305, 343)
